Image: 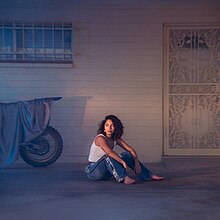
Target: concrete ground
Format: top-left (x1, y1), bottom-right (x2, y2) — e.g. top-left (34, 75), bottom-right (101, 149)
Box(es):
top-left (0, 157), bottom-right (220, 220)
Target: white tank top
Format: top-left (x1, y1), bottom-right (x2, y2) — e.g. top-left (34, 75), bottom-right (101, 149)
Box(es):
top-left (88, 134), bottom-right (115, 162)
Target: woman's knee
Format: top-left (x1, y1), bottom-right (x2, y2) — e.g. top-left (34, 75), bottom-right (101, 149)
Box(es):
top-left (120, 151), bottom-right (132, 159)
top-left (120, 151), bottom-right (135, 167)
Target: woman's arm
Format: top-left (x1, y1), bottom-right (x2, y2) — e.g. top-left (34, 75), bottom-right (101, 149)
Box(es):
top-left (117, 138), bottom-right (142, 174)
top-left (95, 136), bottom-right (128, 170)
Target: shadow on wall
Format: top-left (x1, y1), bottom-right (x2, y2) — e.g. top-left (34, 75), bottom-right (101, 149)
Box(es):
top-left (50, 96), bottom-right (93, 162)
top-left (50, 95), bottom-right (93, 133)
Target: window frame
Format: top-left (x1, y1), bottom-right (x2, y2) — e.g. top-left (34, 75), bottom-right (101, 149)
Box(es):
top-left (0, 21), bottom-right (74, 64)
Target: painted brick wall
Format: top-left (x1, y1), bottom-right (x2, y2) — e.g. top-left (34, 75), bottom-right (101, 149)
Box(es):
top-left (0, 0), bottom-right (219, 163)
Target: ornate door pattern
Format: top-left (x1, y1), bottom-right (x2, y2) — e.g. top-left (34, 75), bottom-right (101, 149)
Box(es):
top-left (164, 25), bottom-right (220, 155)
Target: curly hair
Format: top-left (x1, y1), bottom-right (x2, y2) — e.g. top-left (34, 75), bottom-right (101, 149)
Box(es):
top-left (97, 115), bottom-right (124, 140)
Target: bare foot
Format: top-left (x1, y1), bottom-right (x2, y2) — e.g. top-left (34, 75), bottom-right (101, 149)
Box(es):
top-left (152, 175), bottom-right (164, 181)
top-left (124, 176), bottom-right (136, 185)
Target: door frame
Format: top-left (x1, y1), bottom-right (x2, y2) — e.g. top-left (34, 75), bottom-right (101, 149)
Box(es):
top-left (163, 23), bottom-right (220, 156)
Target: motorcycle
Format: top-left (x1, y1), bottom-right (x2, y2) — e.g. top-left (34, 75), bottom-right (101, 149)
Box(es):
top-left (0, 97), bottom-right (63, 168)
top-left (19, 125), bottom-right (63, 167)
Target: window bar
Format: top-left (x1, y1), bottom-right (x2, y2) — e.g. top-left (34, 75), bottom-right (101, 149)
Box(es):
top-left (62, 22), bottom-right (64, 61)
top-left (43, 22), bottom-right (45, 62)
top-left (13, 22), bottom-right (16, 60)
top-left (32, 22), bottom-right (34, 61)
top-left (52, 21), bottom-right (55, 61)
top-left (22, 22), bottom-right (25, 61)
top-left (2, 22), bottom-right (5, 59)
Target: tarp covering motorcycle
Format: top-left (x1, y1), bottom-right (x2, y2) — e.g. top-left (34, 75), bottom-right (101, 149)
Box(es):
top-left (0, 98), bottom-right (56, 168)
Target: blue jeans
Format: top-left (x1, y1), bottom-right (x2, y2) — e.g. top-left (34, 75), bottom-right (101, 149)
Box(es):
top-left (84, 152), bottom-right (153, 183)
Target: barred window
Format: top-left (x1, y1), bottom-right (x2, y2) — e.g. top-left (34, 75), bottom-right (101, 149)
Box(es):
top-left (0, 21), bottom-right (74, 63)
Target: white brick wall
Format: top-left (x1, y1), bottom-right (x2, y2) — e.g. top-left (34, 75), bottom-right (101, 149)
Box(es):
top-left (0, 0), bottom-right (220, 163)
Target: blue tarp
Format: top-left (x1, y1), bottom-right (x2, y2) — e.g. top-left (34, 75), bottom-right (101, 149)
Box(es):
top-left (0, 97), bottom-right (60, 168)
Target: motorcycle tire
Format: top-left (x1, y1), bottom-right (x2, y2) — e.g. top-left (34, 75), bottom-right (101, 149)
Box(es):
top-left (19, 126), bottom-right (63, 167)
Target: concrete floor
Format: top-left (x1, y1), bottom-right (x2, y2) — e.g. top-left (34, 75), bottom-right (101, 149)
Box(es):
top-left (0, 157), bottom-right (220, 220)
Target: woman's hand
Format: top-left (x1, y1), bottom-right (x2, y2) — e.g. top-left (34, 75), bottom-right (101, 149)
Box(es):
top-left (122, 161), bottom-right (129, 170)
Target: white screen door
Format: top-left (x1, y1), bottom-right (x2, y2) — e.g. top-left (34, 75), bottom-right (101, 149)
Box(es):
top-left (164, 24), bottom-right (220, 155)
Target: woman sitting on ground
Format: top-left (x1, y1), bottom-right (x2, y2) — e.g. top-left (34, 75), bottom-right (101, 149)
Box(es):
top-left (85, 115), bottom-right (164, 184)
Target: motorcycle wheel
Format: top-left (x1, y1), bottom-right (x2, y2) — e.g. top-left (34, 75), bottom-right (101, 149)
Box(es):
top-left (19, 126), bottom-right (63, 167)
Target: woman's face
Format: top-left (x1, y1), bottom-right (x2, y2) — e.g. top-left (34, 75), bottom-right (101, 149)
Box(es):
top-left (104, 119), bottom-right (115, 137)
